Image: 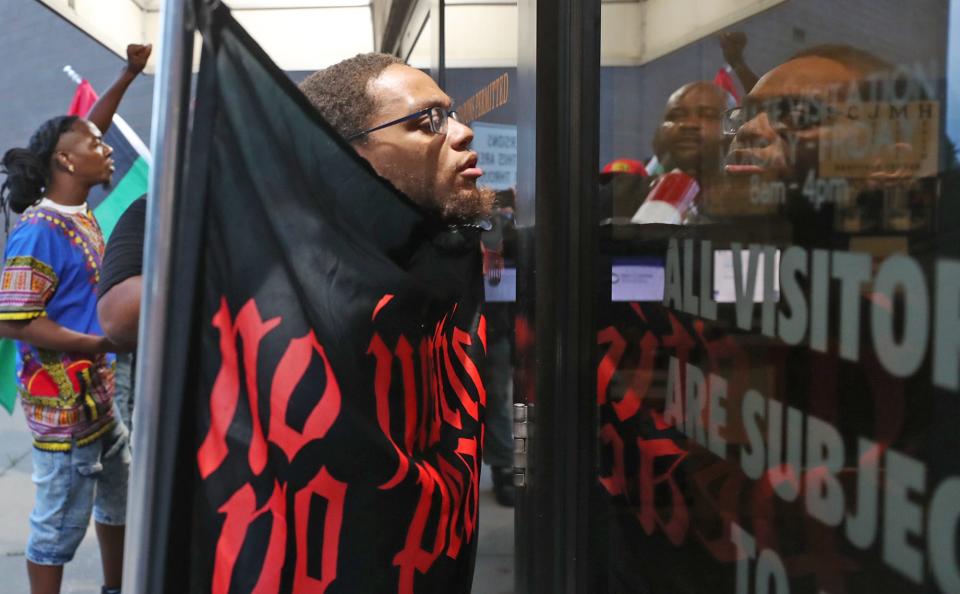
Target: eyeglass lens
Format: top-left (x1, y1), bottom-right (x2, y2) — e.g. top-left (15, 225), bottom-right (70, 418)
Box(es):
top-left (427, 107), bottom-right (461, 134)
top-left (724, 97), bottom-right (831, 135)
top-left (429, 107), bottom-right (446, 134)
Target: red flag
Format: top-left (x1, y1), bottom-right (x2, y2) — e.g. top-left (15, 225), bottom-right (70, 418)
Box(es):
top-left (67, 80), bottom-right (99, 117)
top-left (631, 169), bottom-right (700, 225)
top-left (713, 65), bottom-right (740, 104)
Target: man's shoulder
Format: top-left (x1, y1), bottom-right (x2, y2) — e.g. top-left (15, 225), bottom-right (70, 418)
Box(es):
top-left (116, 197), bottom-right (147, 230)
top-left (99, 196), bottom-right (148, 300)
top-left (106, 197), bottom-right (148, 246)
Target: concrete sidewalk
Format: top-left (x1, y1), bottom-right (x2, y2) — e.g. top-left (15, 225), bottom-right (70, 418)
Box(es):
top-left (473, 465), bottom-right (515, 594)
top-left (0, 405), bottom-right (514, 593)
top-left (0, 405), bottom-right (103, 593)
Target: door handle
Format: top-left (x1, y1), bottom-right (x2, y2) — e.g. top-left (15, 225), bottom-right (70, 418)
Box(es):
top-left (513, 402), bottom-right (530, 487)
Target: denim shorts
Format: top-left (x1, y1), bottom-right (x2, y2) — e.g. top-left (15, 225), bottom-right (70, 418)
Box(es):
top-left (26, 417), bottom-right (131, 566)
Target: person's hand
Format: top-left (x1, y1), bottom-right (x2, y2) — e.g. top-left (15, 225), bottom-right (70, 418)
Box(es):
top-left (719, 32), bottom-right (747, 66)
top-left (125, 43), bottom-right (152, 75)
top-left (96, 335), bottom-right (132, 354)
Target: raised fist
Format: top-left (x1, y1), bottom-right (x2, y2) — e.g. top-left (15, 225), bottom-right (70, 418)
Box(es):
top-left (719, 32), bottom-right (747, 66)
top-left (125, 43), bottom-right (152, 74)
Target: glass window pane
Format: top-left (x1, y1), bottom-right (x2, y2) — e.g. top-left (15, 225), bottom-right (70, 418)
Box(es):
top-left (596, 2), bottom-right (960, 592)
top-left (443, 3), bottom-right (521, 592)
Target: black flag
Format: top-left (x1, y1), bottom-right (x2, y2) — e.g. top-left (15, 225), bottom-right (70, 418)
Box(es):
top-left (159, 5), bottom-right (487, 593)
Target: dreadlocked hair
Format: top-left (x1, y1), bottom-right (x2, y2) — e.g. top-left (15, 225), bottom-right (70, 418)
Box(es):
top-left (1, 115), bottom-right (78, 215)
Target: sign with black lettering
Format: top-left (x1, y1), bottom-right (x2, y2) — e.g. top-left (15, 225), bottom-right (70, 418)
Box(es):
top-left (472, 122), bottom-right (517, 190)
top-left (820, 101), bottom-right (940, 178)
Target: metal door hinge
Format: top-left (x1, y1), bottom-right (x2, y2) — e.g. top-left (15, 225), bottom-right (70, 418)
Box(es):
top-left (513, 402), bottom-right (530, 488)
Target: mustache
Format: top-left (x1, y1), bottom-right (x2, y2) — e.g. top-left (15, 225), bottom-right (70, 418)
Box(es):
top-left (726, 149), bottom-right (771, 167)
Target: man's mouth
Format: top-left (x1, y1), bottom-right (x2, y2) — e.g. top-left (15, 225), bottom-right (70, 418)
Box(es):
top-left (673, 134), bottom-right (702, 149)
top-left (724, 149), bottom-right (768, 174)
top-left (107, 159), bottom-right (116, 172)
top-left (458, 154), bottom-right (483, 179)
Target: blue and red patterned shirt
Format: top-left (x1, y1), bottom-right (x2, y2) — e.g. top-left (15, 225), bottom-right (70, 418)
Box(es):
top-left (0, 199), bottom-right (115, 451)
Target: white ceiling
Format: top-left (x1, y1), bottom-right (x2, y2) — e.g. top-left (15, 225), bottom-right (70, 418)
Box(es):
top-left (38, 0), bottom-right (785, 73)
top-left (37, 0), bottom-right (375, 72)
top-left (133, 0), bottom-right (371, 10)
top-left (413, 0), bottom-right (784, 68)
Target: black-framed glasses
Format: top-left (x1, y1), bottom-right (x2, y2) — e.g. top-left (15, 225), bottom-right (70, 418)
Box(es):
top-left (347, 106), bottom-right (459, 141)
top-left (722, 97), bottom-right (836, 136)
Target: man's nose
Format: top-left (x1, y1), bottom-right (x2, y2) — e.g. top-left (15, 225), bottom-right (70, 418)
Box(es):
top-left (447, 117), bottom-right (474, 149)
top-left (733, 112), bottom-right (778, 148)
top-left (678, 115), bottom-right (701, 130)
top-left (103, 142), bottom-right (114, 156)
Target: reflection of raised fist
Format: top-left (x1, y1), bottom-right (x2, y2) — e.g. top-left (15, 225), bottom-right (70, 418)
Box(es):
top-left (719, 32), bottom-right (748, 66)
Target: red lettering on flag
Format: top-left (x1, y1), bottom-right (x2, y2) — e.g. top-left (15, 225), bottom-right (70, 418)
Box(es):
top-left (198, 299), bottom-right (280, 478)
top-left (268, 331), bottom-right (342, 463)
top-left (599, 423), bottom-right (626, 496)
top-left (212, 482), bottom-right (286, 594)
top-left (293, 467), bottom-right (347, 593)
top-left (637, 438), bottom-right (689, 545)
top-left (369, 333), bottom-right (412, 490)
top-left (394, 463), bottom-right (451, 594)
top-left (597, 326), bottom-right (625, 407)
top-left (451, 327), bottom-right (486, 411)
top-left (597, 327), bottom-right (657, 420)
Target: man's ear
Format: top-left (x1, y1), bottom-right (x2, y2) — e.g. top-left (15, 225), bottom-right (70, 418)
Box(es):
top-left (53, 152), bottom-right (74, 174)
top-left (352, 140), bottom-right (374, 161)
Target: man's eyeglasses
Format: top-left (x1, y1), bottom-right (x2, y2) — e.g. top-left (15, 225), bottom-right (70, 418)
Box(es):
top-left (347, 106), bottom-right (459, 141)
top-left (722, 97), bottom-right (836, 135)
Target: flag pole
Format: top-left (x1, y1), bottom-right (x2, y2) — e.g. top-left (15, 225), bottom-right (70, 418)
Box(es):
top-left (123, 0), bottom-right (194, 591)
top-left (62, 65), bottom-right (83, 85)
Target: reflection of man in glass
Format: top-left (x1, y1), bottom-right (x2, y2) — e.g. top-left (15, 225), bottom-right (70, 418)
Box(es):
top-left (480, 189), bottom-right (518, 507)
top-left (629, 82), bottom-right (731, 224)
top-left (656, 82), bottom-right (731, 184)
top-left (725, 46), bottom-right (889, 184)
top-left (719, 45), bottom-right (935, 234)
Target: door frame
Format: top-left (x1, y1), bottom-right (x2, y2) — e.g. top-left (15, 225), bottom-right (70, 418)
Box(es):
top-left (518, 1), bottom-right (601, 592)
top-left (398, 1), bottom-right (604, 591)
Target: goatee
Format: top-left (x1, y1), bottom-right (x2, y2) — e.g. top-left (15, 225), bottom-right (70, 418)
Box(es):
top-left (440, 186), bottom-right (496, 223)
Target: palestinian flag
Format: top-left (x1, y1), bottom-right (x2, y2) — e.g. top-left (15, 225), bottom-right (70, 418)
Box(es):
top-left (138, 3), bottom-right (487, 592)
top-left (67, 79), bottom-right (151, 239)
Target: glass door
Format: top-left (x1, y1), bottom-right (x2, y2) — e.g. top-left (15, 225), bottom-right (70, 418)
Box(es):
top-left (435, 1), bottom-right (603, 592)
top-left (594, 1), bottom-right (960, 592)
top-left (439, 2), bottom-right (521, 592)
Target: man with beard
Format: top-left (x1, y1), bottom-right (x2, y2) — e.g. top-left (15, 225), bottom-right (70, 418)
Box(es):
top-left (298, 54), bottom-right (494, 223)
top-left (100, 51), bottom-right (495, 594)
top-left (294, 55), bottom-right (493, 592)
top-left (100, 53), bottom-right (494, 399)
